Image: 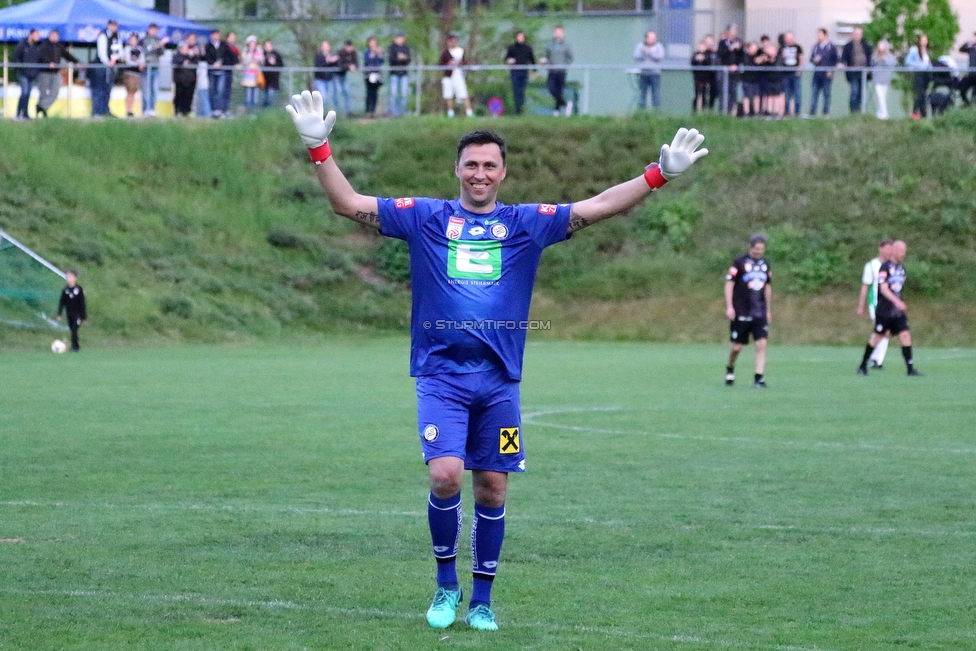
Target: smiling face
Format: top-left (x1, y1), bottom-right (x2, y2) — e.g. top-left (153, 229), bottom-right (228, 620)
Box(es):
top-left (455, 143), bottom-right (507, 213)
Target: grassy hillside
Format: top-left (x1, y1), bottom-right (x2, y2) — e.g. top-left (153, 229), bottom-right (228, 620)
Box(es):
top-left (1, 110), bottom-right (975, 347)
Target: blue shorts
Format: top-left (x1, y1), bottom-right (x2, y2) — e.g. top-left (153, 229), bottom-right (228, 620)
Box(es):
top-left (416, 368), bottom-right (524, 473)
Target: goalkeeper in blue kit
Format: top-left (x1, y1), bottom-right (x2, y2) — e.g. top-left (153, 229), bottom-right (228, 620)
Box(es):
top-left (286, 90), bottom-right (708, 631)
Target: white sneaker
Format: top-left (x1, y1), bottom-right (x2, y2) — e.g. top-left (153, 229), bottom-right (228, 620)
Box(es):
top-left (447, 109), bottom-right (455, 118)
top-left (466, 108), bottom-right (473, 117)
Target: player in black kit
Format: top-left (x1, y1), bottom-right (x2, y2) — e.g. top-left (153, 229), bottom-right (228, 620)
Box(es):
top-left (857, 240), bottom-right (920, 376)
top-left (724, 234), bottom-right (772, 387)
top-left (56, 269), bottom-right (87, 352)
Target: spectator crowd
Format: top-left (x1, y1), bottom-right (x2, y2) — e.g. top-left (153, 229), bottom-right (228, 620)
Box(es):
top-left (8, 19), bottom-right (976, 120)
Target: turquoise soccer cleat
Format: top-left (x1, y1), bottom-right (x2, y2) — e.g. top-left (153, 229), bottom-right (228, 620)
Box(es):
top-left (465, 603), bottom-right (499, 631)
top-left (426, 587), bottom-right (462, 628)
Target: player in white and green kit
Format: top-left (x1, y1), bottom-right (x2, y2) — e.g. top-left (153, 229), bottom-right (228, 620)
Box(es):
top-left (855, 239), bottom-right (892, 369)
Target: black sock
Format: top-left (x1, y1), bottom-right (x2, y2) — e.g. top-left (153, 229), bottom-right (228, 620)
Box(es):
top-left (902, 345), bottom-right (914, 370)
top-left (860, 343), bottom-right (875, 369)
top-left (727, 366), bottom-right (735, 374)
top-left (754, 373), bottom-right (763, 382)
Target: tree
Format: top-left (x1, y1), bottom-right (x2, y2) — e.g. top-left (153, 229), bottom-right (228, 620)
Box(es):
top-left (865, 0), bottom-right (960, 57)
top-left (214, 0), bottom-right (562, 112)
top-left (215, 0), bottom-right (334, 65)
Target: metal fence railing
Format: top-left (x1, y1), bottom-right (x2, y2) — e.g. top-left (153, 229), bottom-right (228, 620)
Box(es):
top-left (2, 60), bottom-right (973, 120)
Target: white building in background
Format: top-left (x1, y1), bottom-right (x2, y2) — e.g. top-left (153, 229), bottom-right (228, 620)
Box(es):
top-left (140, 0), bottom-right (973, 57)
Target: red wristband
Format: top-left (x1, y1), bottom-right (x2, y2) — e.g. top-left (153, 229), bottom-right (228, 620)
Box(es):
top-left (643, 162), bottom-right (668, 190)
top-left (308, 141), bottom-right (332, 165)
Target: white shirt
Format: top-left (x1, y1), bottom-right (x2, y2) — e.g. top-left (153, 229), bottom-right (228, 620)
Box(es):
top-left (862, 257), bottom-right (882, 308)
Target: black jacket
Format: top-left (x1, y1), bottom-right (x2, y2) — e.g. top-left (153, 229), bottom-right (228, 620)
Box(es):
top-left (841, 39), bottom-right (873, 81)
top-left (172, 52), bottom-right (199, 85)
top-left (505, 42), bottom-right (535, 66)
top-left (38, 41), bottom-right (79, 69)
top-left (388, 42), bottom-right (411, 74)
top-left (58, 285), bottom-right (87, 321)
top-left (717, 38), bottom-right (744, 67)
top-left (14, 38), bottom-right (42, 80)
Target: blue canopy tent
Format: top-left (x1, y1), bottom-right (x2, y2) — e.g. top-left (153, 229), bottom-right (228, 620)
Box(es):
top-left (0, 0), bottom-right (212, 45)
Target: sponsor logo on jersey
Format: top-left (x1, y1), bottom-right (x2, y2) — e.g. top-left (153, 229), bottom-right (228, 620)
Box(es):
top-left (499, 427), bottom-right (520, 454)
top-left (422, 424), bottom-right (439, 442)
top-left (469, 226), bottom-right (486, 236)
top-left (538, 204), bottom-right (557, 215)
top-left (744, 261), bottom-right (753, 272)
top-left (446, 216), bottom-right (465, 240)
top-left (394, 197), bottom-right (415, 209)
top-left (448, 240), bottom-right (502, 280)
top-left (489, 223), bottom-right (509, 240)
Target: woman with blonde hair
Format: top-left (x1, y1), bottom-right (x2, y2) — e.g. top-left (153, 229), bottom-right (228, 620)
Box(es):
top-left (872, 40), bottom-right (897, 119)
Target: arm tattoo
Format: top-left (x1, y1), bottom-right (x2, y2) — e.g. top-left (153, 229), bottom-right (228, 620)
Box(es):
top-left (567, 211), bottom-right (592, 234)
top-left (354, 211), bottom-right (380, 228)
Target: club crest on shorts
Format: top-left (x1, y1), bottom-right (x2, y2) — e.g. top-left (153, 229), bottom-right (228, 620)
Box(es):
top-left (499, 427), bottom-right (520, 454)
top-left (423, 424), bottom-right (439, 442)
top-left (446, 216), bottom-right (465, 240)
top-left (489, 223), bottom-right (509, 240)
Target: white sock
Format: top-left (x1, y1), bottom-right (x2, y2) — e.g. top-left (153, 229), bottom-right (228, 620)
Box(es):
top-left (870, 336), bottom-right (889, 365)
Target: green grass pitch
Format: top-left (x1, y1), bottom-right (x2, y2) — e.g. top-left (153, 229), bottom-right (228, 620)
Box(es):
top-left (2, 339), bottom-right (976, 650)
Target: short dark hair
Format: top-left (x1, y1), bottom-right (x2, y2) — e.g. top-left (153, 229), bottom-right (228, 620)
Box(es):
top-left (457, 131), bottom-right (507, 165)
top-left (749, 233), bottom-right (767, 247)
top-left (879, 238), bottom-right (894, 247)
top-left (148, 23), bottom-right (158, 29)
top-left (66, 268), bottom-right (79, 276)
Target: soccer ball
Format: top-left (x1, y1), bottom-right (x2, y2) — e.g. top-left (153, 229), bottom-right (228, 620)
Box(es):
top-left (51, 339), bottom-right (68, 354)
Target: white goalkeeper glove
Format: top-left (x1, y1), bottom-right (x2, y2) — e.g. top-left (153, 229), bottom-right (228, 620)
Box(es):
top-left (286, 90), bottom-right (336, 149)
top-left (658, 127), bottom-right (708, 180)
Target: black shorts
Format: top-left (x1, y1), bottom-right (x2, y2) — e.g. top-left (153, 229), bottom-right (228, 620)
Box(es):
top-left (730, 317), bottom-right (768, 344)
top-left (875, 313), bottom-right (909, 336)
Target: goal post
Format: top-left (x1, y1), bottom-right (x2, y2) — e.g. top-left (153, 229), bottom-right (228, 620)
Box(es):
top-left (0, 230), bottom-right (69, 330)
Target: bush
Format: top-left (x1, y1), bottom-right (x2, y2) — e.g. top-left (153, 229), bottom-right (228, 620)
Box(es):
top-left (159, 296), bottom-right (193, 319)
top-left (375, 238), bottom-right (410, 283)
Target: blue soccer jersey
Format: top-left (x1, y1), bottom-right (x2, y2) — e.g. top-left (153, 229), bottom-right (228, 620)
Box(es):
top-left (378, 197), bottom-right (571, 380)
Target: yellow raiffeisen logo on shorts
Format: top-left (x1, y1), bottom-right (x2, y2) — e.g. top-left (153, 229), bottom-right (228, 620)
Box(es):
top-left (499, 427), bottom-right (520, 454)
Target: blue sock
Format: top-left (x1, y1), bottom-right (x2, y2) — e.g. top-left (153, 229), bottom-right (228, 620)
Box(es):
top-left (428, 492), bottom-right (462, 590)
top-left (470, 502), bottom-right (505, 607)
